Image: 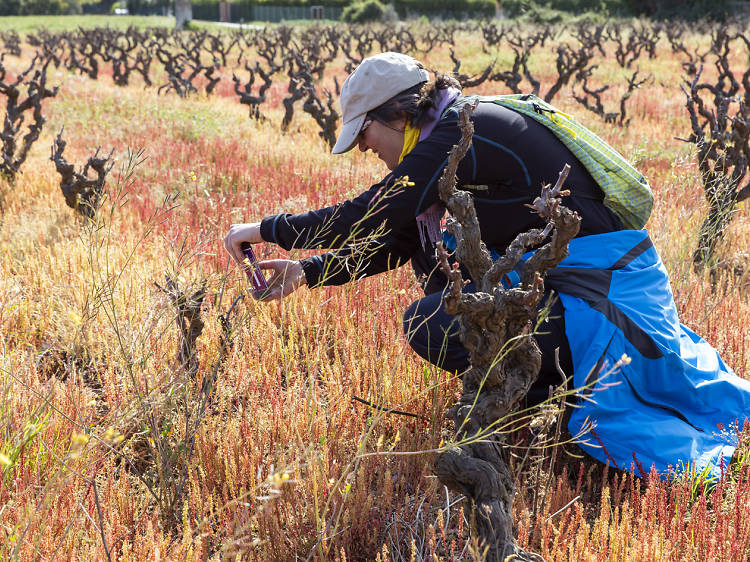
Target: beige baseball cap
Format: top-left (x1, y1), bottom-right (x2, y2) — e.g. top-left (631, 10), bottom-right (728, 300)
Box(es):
top-left (332, 52), bottom-right (430, 155)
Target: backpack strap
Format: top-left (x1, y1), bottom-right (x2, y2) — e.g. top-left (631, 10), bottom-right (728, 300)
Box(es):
top-left (486, 94), bottom-right (653, 230)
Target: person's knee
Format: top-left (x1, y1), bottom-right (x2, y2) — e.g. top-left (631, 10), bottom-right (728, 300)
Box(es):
top-left (403, 296), bottom-right (443, 354)
top-left (403, 299), bottom-right (423, 350)
top-left (402, 295), bottom-right (470, 374)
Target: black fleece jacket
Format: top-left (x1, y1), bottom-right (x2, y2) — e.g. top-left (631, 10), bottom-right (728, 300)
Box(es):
top-left (259, 97), bottom-right (623, 288)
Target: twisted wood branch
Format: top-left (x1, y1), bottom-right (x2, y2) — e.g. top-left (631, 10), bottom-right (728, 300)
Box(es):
top-left (434, 103), bottom-right (580, 561)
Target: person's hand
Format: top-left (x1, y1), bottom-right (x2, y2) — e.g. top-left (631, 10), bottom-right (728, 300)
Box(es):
top-left (254, 259), bottom-right (307, 301)
top-left (224, 222), bottom-right (263, 265)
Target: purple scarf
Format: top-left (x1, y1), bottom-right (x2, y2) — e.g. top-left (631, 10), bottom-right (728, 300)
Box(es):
top-left (415, 87), bottom-right (461, 249)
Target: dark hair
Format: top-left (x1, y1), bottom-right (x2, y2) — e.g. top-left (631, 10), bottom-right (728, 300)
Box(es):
top-left (367, 72), bottom-right (462, 129)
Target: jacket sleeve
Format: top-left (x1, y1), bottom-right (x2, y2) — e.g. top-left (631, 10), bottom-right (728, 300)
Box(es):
top-left (259, 111), bottom-right (472, 252)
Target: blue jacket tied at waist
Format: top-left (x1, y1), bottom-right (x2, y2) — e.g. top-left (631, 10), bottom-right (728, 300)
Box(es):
top-left (542, 229), bottom-right (750, 479)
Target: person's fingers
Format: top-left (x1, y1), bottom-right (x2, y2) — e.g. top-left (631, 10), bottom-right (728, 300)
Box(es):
top-left (230, 233), bottom-right (246, 264)
top-left (257, 259), bottom-right (290, 274)
top-left (222, 233), bottom-right (235, 261)
top-left (223, 223), bottom-right (262, 265)
top-left (254, 260), bottom-right (304, 300)
top-left (224, 230), bottom-right (244, 265)
top-left (250, 286), bottom-right (280, 301)
top-left (251, 291), bottom-right (277, 302)
top-left (261, 267), bottom-right (287, 291)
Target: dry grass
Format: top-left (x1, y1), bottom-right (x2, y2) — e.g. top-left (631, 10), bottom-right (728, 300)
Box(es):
top-left (0, 20), bottom-right (748, 561)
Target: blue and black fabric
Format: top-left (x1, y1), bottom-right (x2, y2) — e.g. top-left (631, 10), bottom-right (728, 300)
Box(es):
top-left (537, 229), bottom-right (750, 479)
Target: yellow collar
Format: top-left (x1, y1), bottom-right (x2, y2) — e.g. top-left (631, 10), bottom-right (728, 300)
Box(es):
top-left (398, 121), bottom-right (421, 165)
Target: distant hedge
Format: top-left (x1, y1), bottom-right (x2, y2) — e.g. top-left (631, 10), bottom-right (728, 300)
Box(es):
top-left (192, 0), bottom-right (349, 6)
top-left (503, 0), bottom-right (731, 19)
top-left (394, 0), bottom-right (497, 19)
top-left (190, 0), bottom-right (497, 21)
top-left (341, 0), bottom-right (387, 23)
top-left (189, 0), bottom-right (730, 21)
top-left (1, 0), bottom-right (70, 15)
top-left (620, 0), bottom-right (730, 19)
top-left (6, 0), bottom-right (730, 19)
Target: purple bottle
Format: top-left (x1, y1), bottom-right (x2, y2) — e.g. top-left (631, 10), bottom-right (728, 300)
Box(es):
top-left (240, 242), bottom-right (268, 295)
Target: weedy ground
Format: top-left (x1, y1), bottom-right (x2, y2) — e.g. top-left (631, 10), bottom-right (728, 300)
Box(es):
top-left (0, 17), bottom-right (748, 562)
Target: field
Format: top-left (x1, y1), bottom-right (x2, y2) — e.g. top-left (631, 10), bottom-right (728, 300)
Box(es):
top-left (0, 15), bottom-right (749, 561)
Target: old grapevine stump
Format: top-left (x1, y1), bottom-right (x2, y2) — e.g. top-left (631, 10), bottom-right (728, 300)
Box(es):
top-left (433, 103), bottom-right (581, 561)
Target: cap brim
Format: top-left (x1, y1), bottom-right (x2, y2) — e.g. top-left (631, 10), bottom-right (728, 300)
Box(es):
top-left (332, 113), bottom-right (366, 154)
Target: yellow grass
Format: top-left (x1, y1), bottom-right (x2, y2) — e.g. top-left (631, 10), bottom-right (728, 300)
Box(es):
top-left (0, 20), bottom-right (748, 561)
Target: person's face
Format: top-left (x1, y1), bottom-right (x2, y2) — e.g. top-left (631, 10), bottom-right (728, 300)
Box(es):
top-left (357, 116), bottom-right (407, 171)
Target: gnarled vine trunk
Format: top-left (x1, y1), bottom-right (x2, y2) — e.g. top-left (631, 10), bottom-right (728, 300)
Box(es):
top-left (433, 103), bottom-right (581, 561)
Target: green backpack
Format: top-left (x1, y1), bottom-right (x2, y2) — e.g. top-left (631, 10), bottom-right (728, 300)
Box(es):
top-left (452, 94), bottom-right (653, 231)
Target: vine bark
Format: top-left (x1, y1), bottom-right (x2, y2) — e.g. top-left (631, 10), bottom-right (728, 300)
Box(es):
top-left (433, 103), bottom-right (581, 560)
